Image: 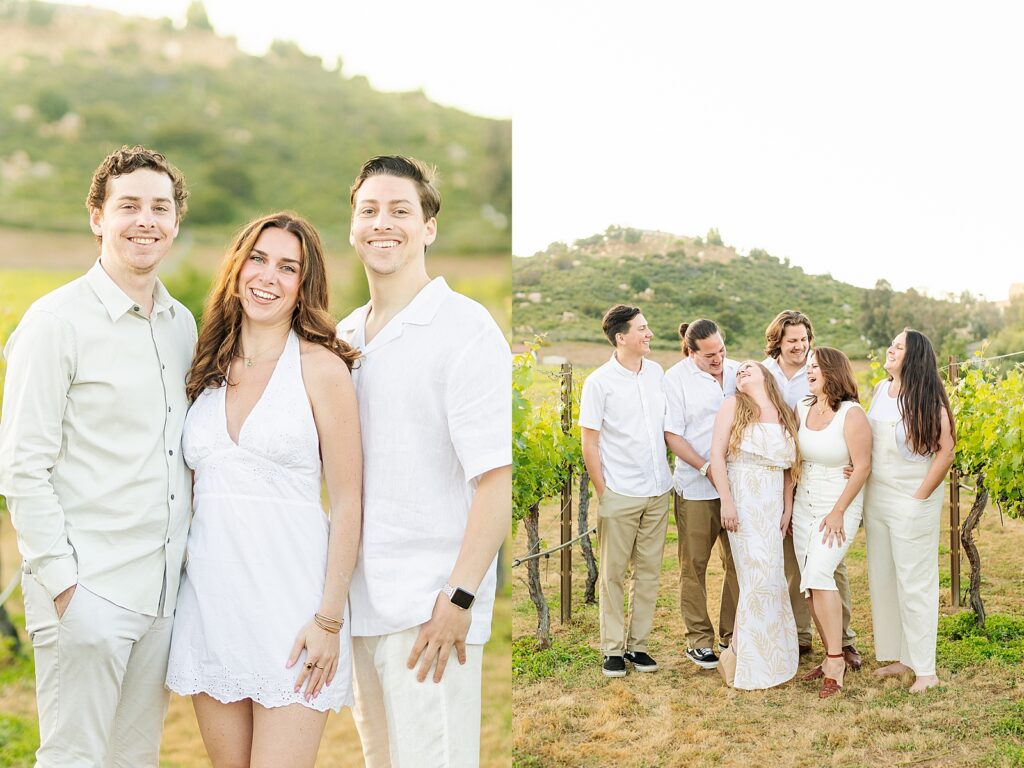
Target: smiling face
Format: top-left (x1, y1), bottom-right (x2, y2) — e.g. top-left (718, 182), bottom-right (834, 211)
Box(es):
top-left (349, 174), bottom-right (437, 278)
top-left (735, 360), bottom-right (766, 393)
top-left (692, 333), bottom-right (726, 376)
top-left (617, 313), bottom-right (653, 356)
top-left (779, 322), bottom-right (810, 369)
top-left (885, 331), bottom-right (908, 376)
top-left (806, 357), bottom-right (824, 396)
top-left (89, 168), bottom-right (179, 279)
top-left (236, 226), bottom-right (302, 324)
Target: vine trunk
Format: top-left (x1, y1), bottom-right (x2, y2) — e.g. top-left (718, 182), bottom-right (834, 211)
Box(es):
top-left (577, 470), bottom-right (598, 604)
top-left (525, 502), bottom-right (551, 648)
top-left (961, 475), bottom-right (988, 627)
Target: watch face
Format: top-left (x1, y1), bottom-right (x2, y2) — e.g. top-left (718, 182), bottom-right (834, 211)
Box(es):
top-left (451, 587), bottom-right (475, 610)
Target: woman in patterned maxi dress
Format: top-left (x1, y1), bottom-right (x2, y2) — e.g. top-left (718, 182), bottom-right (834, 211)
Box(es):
top-left (709, 361), bottom-right (800, 690)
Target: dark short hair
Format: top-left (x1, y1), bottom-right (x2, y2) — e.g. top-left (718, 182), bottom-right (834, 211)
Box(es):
top-left (349, 155), bottom-right (441, 221)
top-left (678, 318), bottom-right (721, 355)
top-left (602, 304), bottom-right (641, 346)
top-left (764, 310), bottom-right (814, 359)
top-left (86, 145), bottom-right (188, 242)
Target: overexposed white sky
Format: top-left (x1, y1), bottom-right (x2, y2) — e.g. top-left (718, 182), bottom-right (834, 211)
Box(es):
top-left (512, 2), bottom-right (1023, 301)
top-left (50, 0), bottom-right (513, 120)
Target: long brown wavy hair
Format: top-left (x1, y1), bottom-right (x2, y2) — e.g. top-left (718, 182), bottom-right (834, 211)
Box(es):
top-left (891, 328), bottom-right (956, 455)
top-left (186, 212), bottom-right (360, 402)
top-left (805, 346), bottom-right (859, 412)
top-left (729, 361), bottom-right (802, 483)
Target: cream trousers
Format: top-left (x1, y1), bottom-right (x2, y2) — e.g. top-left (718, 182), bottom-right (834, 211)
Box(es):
top-left (21, 571), bottom-right (171, 768)
top-left (351, 625), bottom-right (484, 768)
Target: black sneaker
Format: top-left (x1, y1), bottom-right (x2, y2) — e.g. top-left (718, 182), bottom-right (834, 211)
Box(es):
top-left (686, 647), bottom-right (720, 669)
top-left (602, 655), bottom-right (627, 677)
top-left (624, 651), bottom-right (658, 672)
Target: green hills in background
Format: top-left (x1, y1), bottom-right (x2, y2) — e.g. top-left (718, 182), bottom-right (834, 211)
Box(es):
top-left (0, 1), bottom-right (510, 254)
top-left (513, 227), bottom-right (1014, 361)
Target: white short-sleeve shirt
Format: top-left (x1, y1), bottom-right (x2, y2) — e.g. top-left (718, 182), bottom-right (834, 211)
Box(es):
top-left (337, 278), bottom-right (511, 643)
top-left (663, 357), bottom-right (739, 500)
top-left (578, 354), bottom-right (672, 498)
top-left (762, 355), bottom-right (810, 410)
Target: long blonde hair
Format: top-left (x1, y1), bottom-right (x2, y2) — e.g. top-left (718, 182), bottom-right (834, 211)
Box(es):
top-left (728, 361), bottom-right (801, 483)
top-left (186, 212), bottom-right (359, 402)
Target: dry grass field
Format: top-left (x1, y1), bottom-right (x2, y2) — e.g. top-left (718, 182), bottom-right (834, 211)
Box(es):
top-left (512, 487), bottom-right (1024, 768)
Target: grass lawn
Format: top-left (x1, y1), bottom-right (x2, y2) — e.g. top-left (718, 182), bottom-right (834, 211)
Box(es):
top-left (512, 482), bottom-right (1024, 768)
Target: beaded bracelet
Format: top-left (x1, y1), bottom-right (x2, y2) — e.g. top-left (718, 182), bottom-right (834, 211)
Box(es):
top-left (314, 612), bottom-right (344, 634)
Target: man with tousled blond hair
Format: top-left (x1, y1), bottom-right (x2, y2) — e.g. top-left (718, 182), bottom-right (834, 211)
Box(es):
top-left (0, 145), bottom-right (196, 766)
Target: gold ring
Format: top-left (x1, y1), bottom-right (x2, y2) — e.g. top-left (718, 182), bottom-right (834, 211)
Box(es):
top-left (304, 662), bottom-right (313, 670)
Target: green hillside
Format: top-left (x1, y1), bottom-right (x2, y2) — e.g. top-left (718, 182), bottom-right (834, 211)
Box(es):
top-left (513, 227), bottom-right (1004, 360)
top-left (0, 1), bottom-right (510, 254)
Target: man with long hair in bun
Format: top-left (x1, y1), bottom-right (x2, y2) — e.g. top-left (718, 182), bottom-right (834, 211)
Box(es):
top-left (664, 319), bottom-right (741, 670)
top-left (864, 329), bottom-right (955, 693)
top-left (762, 309), bottom-right (862, 670)
top-left (0, 145), bottom-right (195, 765)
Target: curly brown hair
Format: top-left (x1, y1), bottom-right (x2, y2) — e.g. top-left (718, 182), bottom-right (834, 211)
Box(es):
top-left (86, 145), bottom-right (188, 242)
top-left (186, 212), bottom-right (359, 402)
top-left (764, 309), bottom-right (814, 360)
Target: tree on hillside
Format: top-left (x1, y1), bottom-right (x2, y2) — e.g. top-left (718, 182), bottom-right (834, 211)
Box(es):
top-left (706, 227), bottom-right (724, 246)
top-left (186, 0), bottom-right (212, 30)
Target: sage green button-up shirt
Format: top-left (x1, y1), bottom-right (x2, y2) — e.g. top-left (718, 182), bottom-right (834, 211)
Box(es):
top-left (0, 260), bottom-right (196, 617)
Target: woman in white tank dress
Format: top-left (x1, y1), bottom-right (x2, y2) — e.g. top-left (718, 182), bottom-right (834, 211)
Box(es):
top-left (166, 213), bottom-right (362, 767)
top-left (864, 329), bottom-right (955, 694)
top-left (791, 347), bottom-right (871, 698)
top-left (710, 361), bottom-right (800, 690)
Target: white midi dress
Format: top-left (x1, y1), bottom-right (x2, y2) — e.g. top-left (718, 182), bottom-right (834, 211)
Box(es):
top-left (166, 330), bottom-right (353, 711)
top-left (726, 423), bottom-right (799, 690)
top-left (792, 400), bottom-right (864, 595)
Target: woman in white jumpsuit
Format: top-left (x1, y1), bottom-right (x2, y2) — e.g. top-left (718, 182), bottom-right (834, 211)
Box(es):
top-left (864, 329), bottom-right (955, 694)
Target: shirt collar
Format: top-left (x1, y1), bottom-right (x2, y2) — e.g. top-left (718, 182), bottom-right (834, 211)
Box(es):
top-left (337, 277), bottom-right (451, 349)
top-left (609, 351), bottom-right (646, 377)
top-left (87, 260), bottom-right (177, 322)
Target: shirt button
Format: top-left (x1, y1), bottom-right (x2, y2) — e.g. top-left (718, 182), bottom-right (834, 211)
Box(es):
top-left (170, 494), bottom-right (175, 501)
top-left (166, 538), bottom-right (171, 544)
top-left (168, 449), bottom-right (174, 456)
top-left (133, 305), bottom-right (140, 312)
top-left (168, 406), bottom-right (172, 412)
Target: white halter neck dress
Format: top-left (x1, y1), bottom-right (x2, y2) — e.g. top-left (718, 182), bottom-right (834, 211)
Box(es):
top-left (166, 330), bottom-right (352, 711)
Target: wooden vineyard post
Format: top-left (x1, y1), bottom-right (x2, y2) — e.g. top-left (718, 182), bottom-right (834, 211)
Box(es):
top-left (948, 356), bottom-right (962, 607)
top-left (560, 363), bottom-right (573, 624)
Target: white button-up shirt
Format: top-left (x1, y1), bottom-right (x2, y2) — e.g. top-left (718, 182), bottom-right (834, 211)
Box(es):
top-left (578, 354), bottom-right (673, 498)
top-left (664, 357), bottom-right (739, 500)
top-left (337, 278), bottom-right (510, 644)
top-left (762, 355), bottom-right (810, 410)
top-left (0, 260), bottom-right (196, 616)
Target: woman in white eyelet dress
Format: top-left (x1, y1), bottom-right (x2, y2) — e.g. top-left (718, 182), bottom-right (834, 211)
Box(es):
top-left (709, 361), bottom-right (800, 690)
top-left (165, 213), bottom-right (362, 767)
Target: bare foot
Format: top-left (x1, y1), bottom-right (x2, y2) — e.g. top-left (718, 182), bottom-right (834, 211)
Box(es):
top-left (909, 675), bottom-right (940, 693)
top-left (874, 662), bottom-right (912, 678)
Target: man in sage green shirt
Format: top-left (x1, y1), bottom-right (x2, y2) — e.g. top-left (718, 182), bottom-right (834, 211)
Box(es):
top-left (0, 145), bottom-right (196, 767)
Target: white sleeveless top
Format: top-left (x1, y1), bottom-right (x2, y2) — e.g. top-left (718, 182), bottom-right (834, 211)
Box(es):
top-left (797, 399), bottom-right (861, 467)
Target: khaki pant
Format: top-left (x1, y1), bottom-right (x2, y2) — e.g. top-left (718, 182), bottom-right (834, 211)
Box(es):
top-left (597, 489), bottom-right (670, 656)
top-left (784, 532), bottom-right (856, 646)
top-left (21, 572), bottom-right (171, 768)
top-left (675, 496), bottom-right (739, 649)
top-left (352, 626), bottom-right (484, 768)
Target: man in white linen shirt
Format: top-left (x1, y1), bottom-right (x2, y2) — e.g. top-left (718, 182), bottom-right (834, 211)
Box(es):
top-left (663, 318), bottom-right (740, 670)
top-left (579, 304), bottom-right (673, 679)
top-left (762, 309), bottom-right (862, 670)
top-left (337, 155), bottom-right (510, 768)
top-left (0, 145), bottom-right (196, 767)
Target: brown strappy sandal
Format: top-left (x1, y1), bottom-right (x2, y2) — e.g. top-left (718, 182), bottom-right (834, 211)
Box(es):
top-left (801, 664), bottom-right (823, 681)
top-left (819, 651), bottom-right (845, 699)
